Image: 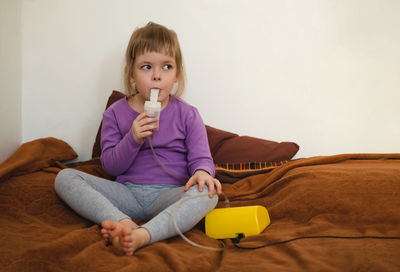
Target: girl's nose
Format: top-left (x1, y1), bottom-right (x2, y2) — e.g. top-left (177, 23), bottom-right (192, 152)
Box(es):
top-left (153, 70), bottom-right (161, 81)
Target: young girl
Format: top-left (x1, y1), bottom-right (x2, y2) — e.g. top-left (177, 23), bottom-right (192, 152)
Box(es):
top-left (55, 22), bottom-right (222, 256)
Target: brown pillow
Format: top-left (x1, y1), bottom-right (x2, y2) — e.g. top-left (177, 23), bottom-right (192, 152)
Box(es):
top-left (205, 126), bottom-right (299, 183)
top-left (206, 126), bottom-right (299, 164)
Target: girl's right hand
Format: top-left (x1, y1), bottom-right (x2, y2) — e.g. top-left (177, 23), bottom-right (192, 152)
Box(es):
top-left (131, 112), bottom-right (159, 143)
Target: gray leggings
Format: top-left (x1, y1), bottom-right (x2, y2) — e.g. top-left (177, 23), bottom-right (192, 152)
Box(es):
top-left (54, 168), bottom-right (218, 244)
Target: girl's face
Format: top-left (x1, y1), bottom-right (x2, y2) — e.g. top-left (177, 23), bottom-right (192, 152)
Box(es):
top-left (131, 51), bottom-right (178, 105)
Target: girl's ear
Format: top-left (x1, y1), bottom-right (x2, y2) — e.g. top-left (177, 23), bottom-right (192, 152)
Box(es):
top-left (125, 65), bottom-right (135, 83)
top-left (171, 82), bottom-right (178, 95)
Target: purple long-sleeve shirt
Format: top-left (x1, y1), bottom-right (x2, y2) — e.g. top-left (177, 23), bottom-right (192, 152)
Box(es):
top-left (100, 95), bottom-right (215, 185)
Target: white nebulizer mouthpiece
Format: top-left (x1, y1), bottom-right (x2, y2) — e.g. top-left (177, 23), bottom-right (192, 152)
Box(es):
top-left (150, 88), bottom-right (159, 102)
top-left (144, 89), bottom-right (161, 129)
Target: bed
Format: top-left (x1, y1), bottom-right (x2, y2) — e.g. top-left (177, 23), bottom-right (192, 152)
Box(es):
top-left (1, 91), bottom-right (399, 271)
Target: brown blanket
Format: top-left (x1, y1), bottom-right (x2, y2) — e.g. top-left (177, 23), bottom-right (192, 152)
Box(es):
top-left (1, 138), bottom-right (400, 271)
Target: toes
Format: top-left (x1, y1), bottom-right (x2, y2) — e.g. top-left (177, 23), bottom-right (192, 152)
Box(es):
top-left (121, 240), bottom-right (133, 249)
top-left (101, 220), bottom-right (114, 229)
top-left (100, 229), bottom-right (111, 241)
top-left (122, 233), bottom-right (133, 243)
top-left (102, 221), bottom-right (119, 238)
top-left (122, 243), bottom-right (133, 252)
top-left (100, 228), bottom-right (109, 236)
top-left (112, 237), bottom-right (133, 256)
top-left (120, 229), bottom-right (134, 255)
top-left (122, 244), bottom-right (134, 256)
top-left (102, 221), bottom-right (137, 256)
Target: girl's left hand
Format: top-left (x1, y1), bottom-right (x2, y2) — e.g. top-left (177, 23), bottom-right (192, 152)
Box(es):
top-left (184, 170), bottom-right (222, 198)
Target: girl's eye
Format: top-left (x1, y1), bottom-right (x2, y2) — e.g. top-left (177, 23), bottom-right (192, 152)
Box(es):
top-left (163, 64), bottom-right (173, 70)
top-left (141, 65), bottom-right (151, 70)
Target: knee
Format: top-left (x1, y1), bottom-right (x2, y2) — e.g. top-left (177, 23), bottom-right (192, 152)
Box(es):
top-left (185, 186), bottom-right (218, 209)
top-left (54, 168), bottom-right (79, 195)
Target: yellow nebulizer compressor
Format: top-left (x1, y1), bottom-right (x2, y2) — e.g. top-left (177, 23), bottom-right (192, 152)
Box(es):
top-left (171, 192), bottom-right (271, 251)
top-left (205, 205), bottom-right (270, 240)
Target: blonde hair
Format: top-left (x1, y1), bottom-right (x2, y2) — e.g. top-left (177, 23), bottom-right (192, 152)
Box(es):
top-left (124, 22), bottom-right (185, 97)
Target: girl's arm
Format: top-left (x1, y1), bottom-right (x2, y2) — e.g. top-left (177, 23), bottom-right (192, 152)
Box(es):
top-left (100, 110), bottom-right (143, 176)
top-left (184, 108), bottom-right (215, 176)
top-left (183, 108), bottom-right (222, 197)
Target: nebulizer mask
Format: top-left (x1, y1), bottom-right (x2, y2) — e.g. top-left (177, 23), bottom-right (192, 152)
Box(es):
top-left (145, 89), bottom-right (270, 251)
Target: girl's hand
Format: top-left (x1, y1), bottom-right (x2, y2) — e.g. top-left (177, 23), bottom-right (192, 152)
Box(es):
top-left (184, 170), bottom-right (222, 198)
top-left (131, 112), bottom-right (159, 143)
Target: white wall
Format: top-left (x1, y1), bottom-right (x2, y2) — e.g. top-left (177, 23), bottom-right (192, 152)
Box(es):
top-left (19, 0), bottom-right (400, 161)
top-left (0, 0), bottom-right (22, 163)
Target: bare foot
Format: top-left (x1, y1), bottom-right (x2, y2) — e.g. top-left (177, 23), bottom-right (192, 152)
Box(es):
top-left (101, 218), bottom-right (138, 243)
top-left (101, 221), bottom-right (150, 255)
